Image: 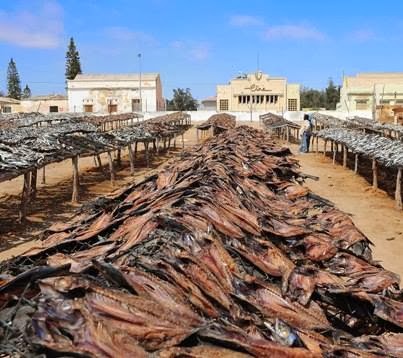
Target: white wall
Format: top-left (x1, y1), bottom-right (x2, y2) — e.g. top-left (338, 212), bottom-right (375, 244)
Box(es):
top-left (68, 88), bottom-right (158, 113)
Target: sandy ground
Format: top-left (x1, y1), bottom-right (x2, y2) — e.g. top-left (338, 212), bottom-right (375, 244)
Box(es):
top-left (0, 121), bottom-right (402, 278)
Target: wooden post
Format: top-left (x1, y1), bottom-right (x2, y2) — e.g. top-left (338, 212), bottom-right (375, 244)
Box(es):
top-left (134, 142), bottom-right (138, 160)
top-left (128, 144), bottom-right (135, 175)
top-left (181, 133), bottom-right (185, 149)
top-left (286, 127), bottom-right (290, 143)
top-left (152, 139), bottom-right (157, 153)
top-left (96, 154), bottom-right (102, 168)
top-left (107, 151), bottom-right (115, 186)
top-left (372, 159), bottom-right (378, 189)
top-left (19, 172), bottom-right (31, 222)
top-left (145, 142), bottom-right (150, 168)
top-left (173, 134), bottom-right (177, 148)
top-left (332, 145), bottom-right (337, 165)
top-left (343, 145), bottom-right (347, 168)
top-left (156, 138), bottom-right (160, 154)
top-left (117, 149), bottom-right (121, 167)
top-left (71, 156), bottom-right (79, 203)
top-left (323, 140), bottom-right (327, 156)
top-left (396, 168), bottom-right (402, 210)
top-left (354, 154), bottom-right (359, 174)
top-left (41, 166), bottom-right (46, 184)
top-left (316, 136), bottom-right (319, 153)
top-left (30, 169), bottom-right (37, 200)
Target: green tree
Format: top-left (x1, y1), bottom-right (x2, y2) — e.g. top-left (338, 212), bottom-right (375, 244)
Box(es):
top-left (65, 37), bottom-right (82, 80)
top-left (325, 78), bottom-right (340, 110)
top-left (22, 84), bottom-right (32, 99)
top-left (7, 58), bottom-right (22, 100)
top-left (300, 87), bottom-right (326, 110)
top-left (167, 88), bottom-right (198, 111)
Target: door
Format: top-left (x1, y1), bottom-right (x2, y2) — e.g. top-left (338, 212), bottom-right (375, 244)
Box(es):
top-left (108, 104), bottom-right (118, 113)
top-left (132, 99), bottom-right (141, 112)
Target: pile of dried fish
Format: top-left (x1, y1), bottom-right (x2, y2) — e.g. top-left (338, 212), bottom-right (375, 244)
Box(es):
top-left (197, 113), bottom-right (236, 134)
top-left (312, 113), bottom-right (403, 139)
top-left (317, 128), bottom-right (403, 168)
top-left (260, 112), bottom-right (301, 129)
top-left (311, 112), bottom-right (347, 128)
top-left (1, 126), bottom-right (402, 357)
top-left (0, 112), bottom-right (191, 182)
top-left (0, 112), bottom-right (144, 130)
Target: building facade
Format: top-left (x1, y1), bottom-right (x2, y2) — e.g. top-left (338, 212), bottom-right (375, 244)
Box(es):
top-left (0, 97), bottom-right (20, 113)
top-left (20, 95), bottom-right (68, 113)
top-left (67, 73), bottom-right (165, 113)
top-left (338, 73), bottom-right (403, 113)
top-left (216, 72), bottom-right (300, 112)
top-left (199, 96), bottom-right (217, 111)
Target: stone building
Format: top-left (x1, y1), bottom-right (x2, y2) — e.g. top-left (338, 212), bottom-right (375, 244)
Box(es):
top-left (67, 73), bottom-right (165, 113)
top-left (338, 73), bottom-right (403, 113)
top-left (216, 72), bottom-right (300, 112)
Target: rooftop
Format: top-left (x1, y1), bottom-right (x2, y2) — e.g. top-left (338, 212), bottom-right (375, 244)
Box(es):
top-left (0, 96), bottom-right (20, 104)
top-left (71, 73), bottom-right (160, 82)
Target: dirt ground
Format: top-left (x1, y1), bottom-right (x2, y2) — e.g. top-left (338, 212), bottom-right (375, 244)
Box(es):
top-left (1, 121), bottom-right (402, 278)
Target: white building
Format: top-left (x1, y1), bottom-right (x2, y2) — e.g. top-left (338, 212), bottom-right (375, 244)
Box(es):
top-left (199, 96), bottom-right (217, 111)
top-left (67, 73), bottom-right (165, 113)
top-left (338, 73), bottom-right (403, 112)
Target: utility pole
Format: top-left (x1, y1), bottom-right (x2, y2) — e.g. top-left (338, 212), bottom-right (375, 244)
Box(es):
top-left (139, 53), bottom-right (142, 112)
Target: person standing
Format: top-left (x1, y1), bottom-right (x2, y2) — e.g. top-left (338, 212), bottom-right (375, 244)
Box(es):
top-left (300, 114), bottom-right (313, 153)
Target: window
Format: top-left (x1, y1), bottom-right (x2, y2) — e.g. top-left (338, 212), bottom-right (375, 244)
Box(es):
top-left (84, 104), bottom-right (93, 113)
top-left (219, 99), bottom-right (229, 111)
top-left (288, 99), bottom-right (298, 111)
top-left (49, 106), bottom-right (59, 113)
top-left (108, 104), bottom-right (118, 113)
top-left (2, 106), bottom-right (12, 113)
top-left (132, 99), bottom-right (141, 112)
top-left (356, 99), bottom-right (369, 110)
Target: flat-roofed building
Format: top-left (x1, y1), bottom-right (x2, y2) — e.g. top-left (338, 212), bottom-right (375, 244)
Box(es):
top-left (67, 73), bottom-right (164, 113)
top-left (338, 73), bottom-right (403, 113)
top-left (0, 97), bottom-right (20, 113)
top-left (216, 72), bottom-right (300, 112)
top-left (20, 94), bottom-right (68, 113)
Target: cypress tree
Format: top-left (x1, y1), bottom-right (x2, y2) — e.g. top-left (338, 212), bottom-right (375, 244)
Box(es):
top-left (65, 37), bottom-right (82, 80)
top-left (22, 84), bottom-right (32, 99)
top-left (7, 58), bottom-right (22, 100)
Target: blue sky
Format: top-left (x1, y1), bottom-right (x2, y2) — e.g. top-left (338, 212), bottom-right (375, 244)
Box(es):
top-left (1, 0), bottom-right (403, 100)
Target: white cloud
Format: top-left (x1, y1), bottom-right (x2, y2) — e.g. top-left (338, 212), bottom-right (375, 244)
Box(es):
top-left (229, 15), bottom-right (263, 28)
top-left (264, 24), bottom-right (325, 41)
top-left (189, 43), bottom-right (210, 61)
top-left (104, 26), bottom-right (157, 46)
top-left (350, 29), bottom-right (377, 42)
top-left (170, 40), bottom-right (185, 49)
top-left (170, 41), bottom-right (211, 61)
top-left (0, 0), bottom-right (63, 49)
